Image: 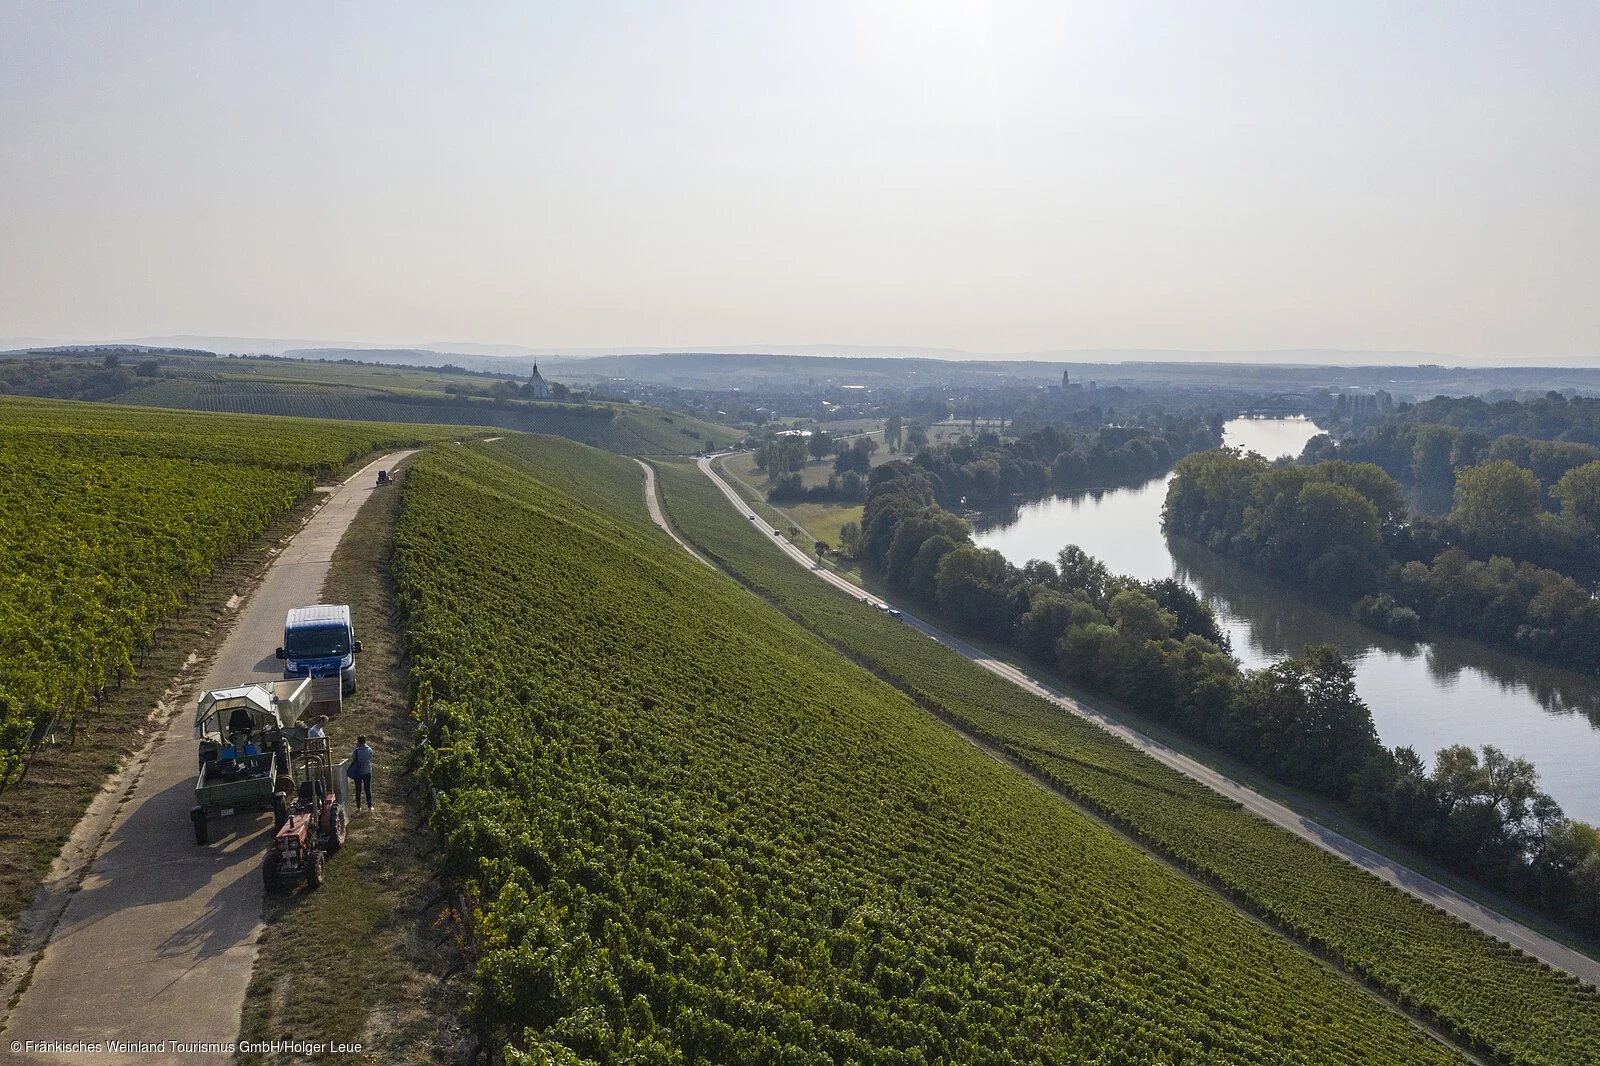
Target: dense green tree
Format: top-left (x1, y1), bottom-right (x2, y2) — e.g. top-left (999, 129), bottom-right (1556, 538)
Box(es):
top-left (1411, 424), bottom-right (1458, 503)
top-left (1314, 460), bottom-right (1407, 532)
top-left (837, 520), bottom-right (862, 559)
top-left (1451, 460), bottom-right (1543, 554)
top-left (1108, 589), bottom-right (1174, 642)
top-left (886, 514), bottom-right (965, 588)
top-left (1486, 436), bottom-right (1600, 491)
top-left (1552, 460), bottom-right (1600, 530)
top-left (884, 415), bottom-right (903, 451)
top-left (834, 446), bottom-right (870, 475)
top-left (1297, 481), bottom-right (1381, 555)
top-left (1450, 430), bottom-right (1491, 471)
top-left (1147, 578), bottom-right (1229, 647)
top-left (909, 534), bottom-right (959, 601)
top-left (1017, 588), bottom-right (1074, 662)
top-left (934, 546), bottom-right (1016, 637)
top-left (1227, 646), bottom-right (1381, 794)
top-left (1055, 545), bottom-right (1111, 605)
top-left (860, 464), bottom-right (937, 568)
top-left (1168, 447), bottom-right (1600, 671)
top-left (755, 435), bottom-right (809, 475)
top-left (1164, 448), bottom-right (1274, 544)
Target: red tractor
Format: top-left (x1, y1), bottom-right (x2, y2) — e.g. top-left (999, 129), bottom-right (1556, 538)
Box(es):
top-left (262, 740), bottom-right (347, 891)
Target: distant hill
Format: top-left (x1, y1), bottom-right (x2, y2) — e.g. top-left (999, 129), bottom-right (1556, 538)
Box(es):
top-left (12, 340), bottom-right (1598, 398)
top-left (0, 349), bottom-right (740, 455)
top-left (545, 351), bottom-right (1600, 397)
top-left (101, 379), bottom-right (737, 455)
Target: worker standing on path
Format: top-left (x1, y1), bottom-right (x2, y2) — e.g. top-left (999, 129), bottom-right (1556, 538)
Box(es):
top-left (349, 735), bottom-right (374, 810)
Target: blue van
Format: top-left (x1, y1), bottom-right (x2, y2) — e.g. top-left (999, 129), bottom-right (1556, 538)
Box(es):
top-left (276, 604), bottom-right (362, 695)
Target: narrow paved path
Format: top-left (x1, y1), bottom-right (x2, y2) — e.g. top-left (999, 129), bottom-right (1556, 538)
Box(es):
top-left (5, 451), bottom-right (417, 1065)
top-left (688, 453), bottom-right (1600, 989)
top-left (634, 459), bottom-right (712, 568)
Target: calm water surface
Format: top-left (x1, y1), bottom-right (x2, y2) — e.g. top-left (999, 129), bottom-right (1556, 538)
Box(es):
top-left (973, 416), bottom-right (1600, 823)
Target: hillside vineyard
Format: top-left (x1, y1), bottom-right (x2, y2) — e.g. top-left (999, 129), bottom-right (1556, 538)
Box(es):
top-left (0, 397), bottom-right (462, 789)
top-left (391, 439), bottom-right (1465, 1064)
top-left (652, 459), bottom-right (1600, 1066)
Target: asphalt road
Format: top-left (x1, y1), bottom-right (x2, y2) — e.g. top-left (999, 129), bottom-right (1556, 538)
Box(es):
top-left (691, 453), bottom-right (1600, 989)
top-left (4, 451), bottom-right (417, 1065)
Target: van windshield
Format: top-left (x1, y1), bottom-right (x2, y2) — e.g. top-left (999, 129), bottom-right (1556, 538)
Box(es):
top-left (285, 624), bottom-right (349, 659)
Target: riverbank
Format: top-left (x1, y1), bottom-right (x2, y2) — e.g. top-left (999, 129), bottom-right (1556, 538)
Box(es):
top-left (972, 417), bottom-right (1600, 824)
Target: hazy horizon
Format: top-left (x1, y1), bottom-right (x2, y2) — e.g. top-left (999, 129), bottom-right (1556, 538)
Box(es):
top-left (8, 333), bottom-right (1600, 369)
top-left (3, 2), bottom-right (1597, 363)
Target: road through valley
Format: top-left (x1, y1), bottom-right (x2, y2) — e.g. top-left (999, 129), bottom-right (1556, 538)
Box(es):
top-left (686, 453), bottom-right (1600, 990)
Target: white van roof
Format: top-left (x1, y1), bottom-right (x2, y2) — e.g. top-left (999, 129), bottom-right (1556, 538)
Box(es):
top-left (286, 604), bottom-right (351, 628)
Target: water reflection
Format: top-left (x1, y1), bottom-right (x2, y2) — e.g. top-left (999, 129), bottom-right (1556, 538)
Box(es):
top-left (1167, 535), bottom-right (1600, 722)
top-left (1167, 536), bottom-right (1423, 664)
top-left (970, 417), bottom-right (1600, 822)
top-left (1224, 414), bottom-right (1321, 461)
top-left (1424, 640), bottom-right (1600, 720)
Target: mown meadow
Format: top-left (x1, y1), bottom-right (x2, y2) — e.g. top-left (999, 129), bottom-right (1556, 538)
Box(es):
top-left (392, 436), bottom-right (1468, 1064)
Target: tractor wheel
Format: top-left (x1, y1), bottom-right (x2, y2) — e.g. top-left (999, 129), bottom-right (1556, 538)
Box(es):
top-left (307, 848), bottom-right (325, 889)
top-left (261, 849), bottom-right (281, 893)
top-left (326, 805), bottom-right (348, 854)
top-left (271, 793), bottom-right (288, 831)
top-left (191, 805), bottom-right (209, 846)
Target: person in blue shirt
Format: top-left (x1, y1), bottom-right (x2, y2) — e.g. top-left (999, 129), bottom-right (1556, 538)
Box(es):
top-left (348, 735), bottom-right (374, 810)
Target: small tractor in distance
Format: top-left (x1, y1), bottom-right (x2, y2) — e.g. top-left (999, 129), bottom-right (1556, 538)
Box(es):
top-left (262, 737), bottom-right (348, 892)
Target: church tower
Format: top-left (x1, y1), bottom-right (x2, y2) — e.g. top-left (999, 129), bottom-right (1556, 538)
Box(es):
top-left (525, 363), bottom-right (552, 400)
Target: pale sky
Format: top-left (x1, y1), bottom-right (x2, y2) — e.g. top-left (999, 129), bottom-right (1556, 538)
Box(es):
top-left (2, 2), bottom-right (1597, 361)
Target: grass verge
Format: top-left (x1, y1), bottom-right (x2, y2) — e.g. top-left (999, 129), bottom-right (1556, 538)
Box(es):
top-left (237, 461), bottom-right (470, 1066)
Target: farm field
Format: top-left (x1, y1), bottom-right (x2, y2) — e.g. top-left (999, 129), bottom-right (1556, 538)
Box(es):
top-left (107, 375), bottom-right (739, 454)
top-left (0, 349), bottom-right (741, 454)
top-left (810, 417), bottom-right (884, 436)
top-left (780, 500), bottom-right (863, 548)
top-left (391, 435), bottom-right (1466, 1064)
top-left (722, 427), bottom-right (893, 488)
top-left (0, 397), bottom-right (466, 902)
top-left (651, 458), bottom-right (1600, 1066)
top-left (718, 435), bottom-right (901, 552)
top-left (204, 355), bottom-right (514, 392)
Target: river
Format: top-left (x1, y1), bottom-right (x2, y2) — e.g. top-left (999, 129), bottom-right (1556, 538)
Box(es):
top-left (972, 416), bottom-right (1600, 823)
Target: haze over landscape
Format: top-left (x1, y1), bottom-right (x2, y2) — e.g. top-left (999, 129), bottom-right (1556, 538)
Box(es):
top-left (12, 6), bottom-right (1600, 1064)
top-left (2, 1), bottom-right (1596, 364)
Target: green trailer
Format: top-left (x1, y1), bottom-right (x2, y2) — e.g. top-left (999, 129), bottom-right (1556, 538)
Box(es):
top-left (190, 678), bottom-right (313, 844)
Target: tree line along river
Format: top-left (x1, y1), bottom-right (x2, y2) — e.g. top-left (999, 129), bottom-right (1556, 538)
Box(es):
top-left (972, 416), bottom-right (1600, 824)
